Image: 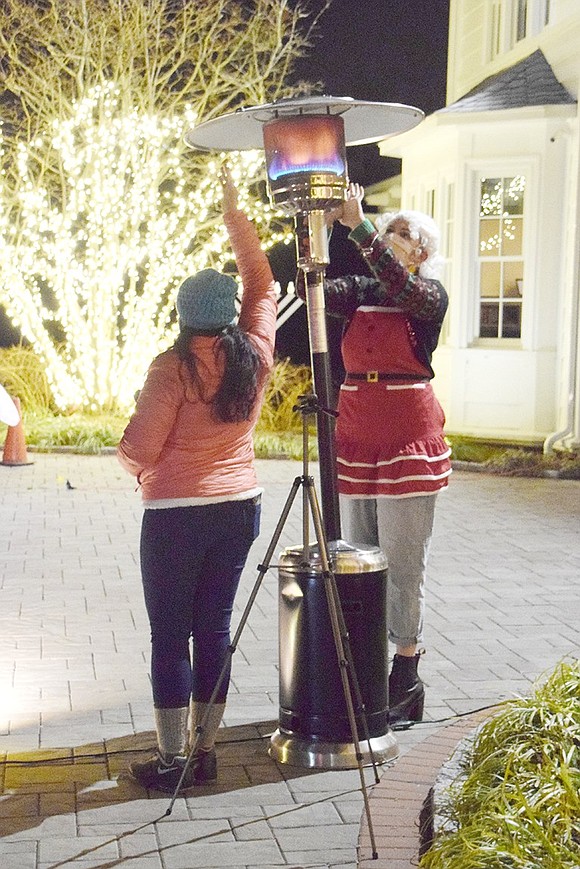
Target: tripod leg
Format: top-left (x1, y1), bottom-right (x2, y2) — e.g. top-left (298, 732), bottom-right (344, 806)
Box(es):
top-left (305, 477), bottom-right (380, 859)
top-left (324, 577), bottom-right (381, 780)
top-left (315, 554), bottom-right (381, 781)
top-left (165, 475), bottom-right (303, 814)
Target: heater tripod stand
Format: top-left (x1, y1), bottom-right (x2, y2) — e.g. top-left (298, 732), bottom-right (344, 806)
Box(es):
top-left (166, 392), bottom-right (381, 859)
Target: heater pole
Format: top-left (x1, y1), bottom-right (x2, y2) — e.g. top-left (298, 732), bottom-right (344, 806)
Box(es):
top-left (296, 211), bottom-right (342, 543)
top-left (303, 271), bottom-right (341, 542)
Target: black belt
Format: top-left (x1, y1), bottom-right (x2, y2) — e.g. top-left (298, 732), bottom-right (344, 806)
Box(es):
top-left (345, 371), bottom-right (430, 383)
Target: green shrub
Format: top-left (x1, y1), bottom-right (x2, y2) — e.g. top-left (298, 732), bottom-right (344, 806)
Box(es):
top-left (446, 436), bottom-right (504, 464)
top-left (486, 448), bottom-right (580, 479)
top-left (22, 412), bottom-right (128, 453)
top-left (2, 346), bottom-right (579, 470)
top-left (0, 344), bottom-right (55, 413)
top-left (1, 349), bottom-right (316, 456)
top-left (420, 660), bottom-right (580, 869)
top-left (256, 357), bottom-right (313, 434)
top-left (448, 435), bottom-right (580, 478)
top-left (254, 431), bottom-right (318, 461)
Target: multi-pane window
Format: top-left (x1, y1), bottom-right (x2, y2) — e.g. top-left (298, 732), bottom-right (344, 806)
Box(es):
top-left (490, 1), bottom-right (503, 58)
top-left (426, 188), bottom-right (435, 218)
top-left (444, 182), bottom-right (455, 260)
top-left (516, 0), bottom-right (528, 40)
top-left (478, 175), bottom-right (525, 339)
top-left (439, 182), bottom-right (454, 345)
top-left (544, 0), bottom-right (551, 24)
top-left (493, 0), bottom-right (551, 53)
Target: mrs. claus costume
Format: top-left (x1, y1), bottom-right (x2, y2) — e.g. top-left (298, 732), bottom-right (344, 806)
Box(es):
top-left (300, 208), bottom-right (451, 724)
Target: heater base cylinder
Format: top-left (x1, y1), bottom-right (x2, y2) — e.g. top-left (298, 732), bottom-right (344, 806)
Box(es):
top-left (269, 541), bottom-right (398, 769)
top-left (269, 728), bottom-right (398, 770)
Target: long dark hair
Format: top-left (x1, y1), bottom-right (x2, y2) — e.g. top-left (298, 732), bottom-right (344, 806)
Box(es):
top-left (174, 325), bottom-right (262, 423)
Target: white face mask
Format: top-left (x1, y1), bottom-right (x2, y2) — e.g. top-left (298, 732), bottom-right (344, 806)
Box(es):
top-left (385, 230), bottom-right (422, 273)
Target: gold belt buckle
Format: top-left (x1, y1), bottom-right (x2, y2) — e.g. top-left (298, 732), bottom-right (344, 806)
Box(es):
top-left (367, 371), bottom-right (379, 383)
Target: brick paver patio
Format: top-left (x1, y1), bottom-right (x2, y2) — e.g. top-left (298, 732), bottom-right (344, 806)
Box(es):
top-left (1, 454), bottom-right (578, 868)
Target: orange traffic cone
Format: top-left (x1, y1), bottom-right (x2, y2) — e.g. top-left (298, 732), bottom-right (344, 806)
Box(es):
top-left (1, 397), bottom-right (34, 466)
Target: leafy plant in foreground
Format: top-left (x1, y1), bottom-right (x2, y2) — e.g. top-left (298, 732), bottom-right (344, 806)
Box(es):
top-left (420, 660), bottom-right (580, 869)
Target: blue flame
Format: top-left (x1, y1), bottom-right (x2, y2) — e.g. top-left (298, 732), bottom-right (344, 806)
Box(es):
top-left (268, 157), bottom-right (346, 181)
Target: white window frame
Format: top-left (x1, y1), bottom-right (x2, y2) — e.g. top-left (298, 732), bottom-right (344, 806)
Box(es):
top-left (425, 187), bottom-right (436, 218)
top-left (513, 0), bottom-right (528, 43)
top-left (490, 0), bottom-right (552, 56)
top-left (527, 0), bottom-right (551, 34)
top-left (489, 0), bottom-right (504, 60)
top-left (438, 180), bottom-right (455, 346)
top-left (403, 181), bottom-right (453, 346)
top-left (466, 159), bottom-right (538, 349)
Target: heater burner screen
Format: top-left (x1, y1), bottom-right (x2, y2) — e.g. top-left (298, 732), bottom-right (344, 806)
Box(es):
top-left (264, 115), bottom-right (346, 181)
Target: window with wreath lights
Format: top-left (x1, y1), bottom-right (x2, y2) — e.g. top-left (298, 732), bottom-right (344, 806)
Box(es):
top-left (478, 175), bottom-right (525, 339)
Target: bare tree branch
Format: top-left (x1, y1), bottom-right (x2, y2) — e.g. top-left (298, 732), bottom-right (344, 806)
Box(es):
top-left (0, 0), bottom-right (329, 409)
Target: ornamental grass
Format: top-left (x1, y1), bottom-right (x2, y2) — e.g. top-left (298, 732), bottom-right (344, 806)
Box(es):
top-left (0, 346), bottom-right (315, 456)
top-left (420, 660), bottom-right (580, 869)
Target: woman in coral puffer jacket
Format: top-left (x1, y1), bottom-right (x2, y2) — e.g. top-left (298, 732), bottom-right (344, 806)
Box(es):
top-left (117, 166), bottom-right (277, 794)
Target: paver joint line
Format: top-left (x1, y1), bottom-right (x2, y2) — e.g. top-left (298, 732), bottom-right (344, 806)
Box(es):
top-left (0, 457), bottom-right (577, 869)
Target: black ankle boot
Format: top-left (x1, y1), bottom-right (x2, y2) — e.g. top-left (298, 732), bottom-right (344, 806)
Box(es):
top-left (388, 652), bottom-right (425, 725)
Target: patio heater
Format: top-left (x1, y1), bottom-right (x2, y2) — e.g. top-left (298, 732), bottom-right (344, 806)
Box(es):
top-left (185, 96), bottom-right (423, 769)
top-left (186, 95), bottom-right (421, 540)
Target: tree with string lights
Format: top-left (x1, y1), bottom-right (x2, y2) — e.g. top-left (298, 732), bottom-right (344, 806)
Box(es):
top-left (0, 0), bottom-right (319, 410)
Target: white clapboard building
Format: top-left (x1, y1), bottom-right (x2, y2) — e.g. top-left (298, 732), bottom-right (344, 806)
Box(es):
top-left (369, 0), bottom-right (579, 448)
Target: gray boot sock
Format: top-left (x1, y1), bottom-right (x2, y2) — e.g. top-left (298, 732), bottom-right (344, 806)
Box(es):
top-left (190, 701), bottom-right (225, 752)
top-left (154, 706), bottom-right (189, 759)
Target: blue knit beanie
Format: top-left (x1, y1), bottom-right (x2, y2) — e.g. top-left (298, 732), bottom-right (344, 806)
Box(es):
top-left (176, 269), bottom-right (238, 330)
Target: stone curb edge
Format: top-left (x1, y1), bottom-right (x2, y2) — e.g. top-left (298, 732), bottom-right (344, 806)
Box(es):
top-left (357, 707), bottom-right (497, 868)
top-left (17, 449), bottom-right (578, 478)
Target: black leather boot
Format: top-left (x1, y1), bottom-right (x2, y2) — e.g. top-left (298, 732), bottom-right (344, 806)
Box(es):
top-left (388, 652), bottom-right (425, 725)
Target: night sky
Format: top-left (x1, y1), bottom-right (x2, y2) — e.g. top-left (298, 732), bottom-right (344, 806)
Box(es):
top-left (292, 0), bottom-right (450, 185)
top-left (275, 0), bottom-right (450, 364)
top-left (0, 1), bottom-right (450, 351)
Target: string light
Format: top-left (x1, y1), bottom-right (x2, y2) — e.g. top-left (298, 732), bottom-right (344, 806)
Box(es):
top-left (0, 83), bottom-right (290, 410)
top-left (479, 175), bottom-right (526, 253)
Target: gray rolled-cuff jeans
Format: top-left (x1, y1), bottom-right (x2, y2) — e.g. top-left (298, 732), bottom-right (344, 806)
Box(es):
top-left (340, 494), bottom-right (437, 647)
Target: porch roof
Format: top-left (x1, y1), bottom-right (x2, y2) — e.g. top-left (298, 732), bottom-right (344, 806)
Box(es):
top-left (440, 49), bottom-right (576, 114)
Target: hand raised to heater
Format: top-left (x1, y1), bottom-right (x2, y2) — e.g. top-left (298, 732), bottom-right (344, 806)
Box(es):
top-left (325, 182), bottom-right (366, 230)
top-left (220, 163), bottom-right (238, 213)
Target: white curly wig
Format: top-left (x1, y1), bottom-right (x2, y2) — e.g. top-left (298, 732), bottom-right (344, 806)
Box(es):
top-left (374, 210), bottom-right (444, 280)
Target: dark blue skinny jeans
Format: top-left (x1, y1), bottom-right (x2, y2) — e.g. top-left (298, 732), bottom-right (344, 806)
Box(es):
top-left (139, 497), bottom-right (261, 708)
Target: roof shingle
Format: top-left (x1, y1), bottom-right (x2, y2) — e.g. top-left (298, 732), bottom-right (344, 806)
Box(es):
top-left (440, 49), bottom-right (576, 114)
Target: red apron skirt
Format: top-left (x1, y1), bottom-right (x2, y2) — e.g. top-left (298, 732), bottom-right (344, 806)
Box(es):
top-left (336, 380), bottom-right (452, 498)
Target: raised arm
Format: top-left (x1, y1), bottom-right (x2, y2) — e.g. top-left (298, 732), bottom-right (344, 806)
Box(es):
top-left (336, 183), bottom-right (448, 323)
top-left (221, 165), bottom-right (277, 364)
